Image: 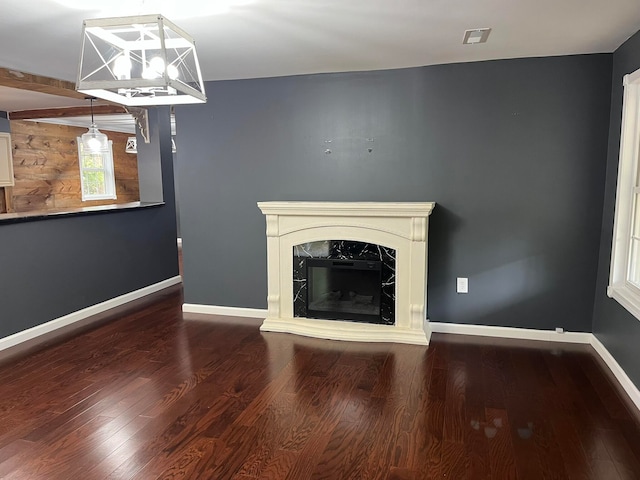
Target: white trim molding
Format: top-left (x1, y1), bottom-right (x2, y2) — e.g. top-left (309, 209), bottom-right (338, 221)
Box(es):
top-left (607, 284), bottom-right (640, 322)
top-left (182, 304), bottom-right (267, 318)
top-left (608, 67), bottom-right (640, 322)
top-left (0, 276), bottom-right (182, 353)
top-left (430, 322), bottom-right (593, 344)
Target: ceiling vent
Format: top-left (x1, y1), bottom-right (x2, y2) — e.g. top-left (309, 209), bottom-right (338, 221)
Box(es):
top-left (463, 28), bottom-right (492, 45)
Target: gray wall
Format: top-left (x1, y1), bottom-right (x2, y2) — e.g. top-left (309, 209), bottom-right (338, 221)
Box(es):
top-left (0, 111), bottom-right (9, 132)
top-left (592, 30), bottom-right (640, 387)
top-left (0, 108), bottom-right (179, 339)
top-left (173, 153), bottom-right (181, 238)
top-left (176, 54), bottom-right (612, 332)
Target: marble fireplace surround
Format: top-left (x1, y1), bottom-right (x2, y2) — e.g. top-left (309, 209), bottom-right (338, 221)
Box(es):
top-left (257, 202), bottom-right (435, 345)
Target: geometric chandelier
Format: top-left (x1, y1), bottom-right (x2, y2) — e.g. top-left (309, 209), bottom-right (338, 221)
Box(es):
top-left (76, 14), bottom-right (206, 106)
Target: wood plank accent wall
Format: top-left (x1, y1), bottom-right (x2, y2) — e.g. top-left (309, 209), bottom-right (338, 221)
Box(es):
top-left (8, 121), bottom-right (139, 212)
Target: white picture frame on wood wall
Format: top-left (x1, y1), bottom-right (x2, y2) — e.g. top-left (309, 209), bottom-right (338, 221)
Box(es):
top-left (0, 132), bottom-right (15, 187)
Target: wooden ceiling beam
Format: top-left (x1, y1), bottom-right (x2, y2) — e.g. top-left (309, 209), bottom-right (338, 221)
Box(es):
top-left (9, 105), bottom-right (129, 120)
top-left (0, 68), bottom-right (86, 100)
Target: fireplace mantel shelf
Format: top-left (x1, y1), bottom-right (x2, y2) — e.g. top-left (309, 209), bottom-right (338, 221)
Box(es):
top-left (257, 201), bottom-right (435, 217)
top-left (258, 201), bottom-right (436, 345)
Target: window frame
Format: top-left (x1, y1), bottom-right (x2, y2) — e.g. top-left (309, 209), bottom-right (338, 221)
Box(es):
top-left (77, 137), bottom-right (117, 202)
top-left (608, 67), bottom-right (640, 320)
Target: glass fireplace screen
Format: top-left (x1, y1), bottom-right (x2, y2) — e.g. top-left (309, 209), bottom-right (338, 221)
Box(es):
top-left (306, 258), bottom-right (382, 324)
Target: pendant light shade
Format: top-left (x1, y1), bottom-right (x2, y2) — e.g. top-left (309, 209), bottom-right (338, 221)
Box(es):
top-left (81, 99), bottom-right (110, 154)
top-left (81, 123), bottom-right (110, 154)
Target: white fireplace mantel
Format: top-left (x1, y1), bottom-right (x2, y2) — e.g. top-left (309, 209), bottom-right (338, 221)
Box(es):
top-left (257, 201), bottom-right (435, 345)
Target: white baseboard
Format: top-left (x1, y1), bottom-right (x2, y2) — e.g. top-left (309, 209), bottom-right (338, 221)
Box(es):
top-left (590, 335), bottom-right (640, 412)
top-left (430, 322), bottom-right (593, 344)
top-left (182, 303), bottom-right (268, 318)
top-left (0, 276), bottom-right (182, 353)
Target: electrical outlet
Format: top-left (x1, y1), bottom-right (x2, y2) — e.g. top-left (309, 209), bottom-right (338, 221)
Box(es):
top-left (555, 327), bottom-right (564, 334)
top-left (456, 277), bottom-right (468, 294)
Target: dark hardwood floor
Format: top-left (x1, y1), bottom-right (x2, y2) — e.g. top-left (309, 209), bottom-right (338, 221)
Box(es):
top-left (1, 289), bottom-right (640, 479)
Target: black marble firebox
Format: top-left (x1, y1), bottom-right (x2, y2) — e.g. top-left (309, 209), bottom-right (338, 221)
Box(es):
top-left (293, 240), bottom-right (396, 325)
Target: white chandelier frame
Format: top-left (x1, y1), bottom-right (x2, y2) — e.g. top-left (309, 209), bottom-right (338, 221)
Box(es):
top-left (76, 14), bottom-right (206, 106)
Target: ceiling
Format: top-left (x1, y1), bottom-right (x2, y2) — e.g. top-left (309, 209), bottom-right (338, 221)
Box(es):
top-left (0, 0), bottom-right (639, 114)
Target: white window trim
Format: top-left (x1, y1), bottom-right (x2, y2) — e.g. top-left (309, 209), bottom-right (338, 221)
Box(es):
top-left (77, 138), bottom-right (117, 201)
top-left (608, 67), bottom-right (640, 320)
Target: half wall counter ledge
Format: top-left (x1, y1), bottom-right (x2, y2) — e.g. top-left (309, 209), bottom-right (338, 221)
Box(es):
top-left (0, 201), bottom-right (165, 224)
top-left (257, 201), bottom-right (436, 345)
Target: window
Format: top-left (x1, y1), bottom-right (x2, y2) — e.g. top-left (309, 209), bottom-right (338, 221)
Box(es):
top-left (609, 67), bottom-right (640, 320)
top-left (77, 138), bottom-right (116, 201)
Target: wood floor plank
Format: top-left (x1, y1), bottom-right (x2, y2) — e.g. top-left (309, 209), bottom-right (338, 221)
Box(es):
top-left (257, 449), bottom-right (298, 480)
top-left (20, 376), bottom-right (142, 444)
top-left (388, 466), bottom-right (419, 480)
top-left (613, 460), bottom-right (640, 480)
top-left (154, 437), bottom-right (219, 480)
top-left (284, 431), bottom-right (333, 480)
top-left (0, 292), bottom-right (639, 479)
top-left (482, 345), bottom-right (507, 410)
top-left (581, 354), bottom-right (635, 422)
top-left (443, 360), bottom-right (466, 445)
top-left (414, 397), bottom-right (445, 474)
top-left (80, 415), bottom-right (154, 478)
top-left (502, 348), bottom-right (547, 480)
top-left (462, 343), bottom-right (490, 479)
top-left (0, 440), bottom-right (36, 479)
top-left (486, 407), bottom-right (518, 479)
top-left (435, 440), bottom-right (467, 480)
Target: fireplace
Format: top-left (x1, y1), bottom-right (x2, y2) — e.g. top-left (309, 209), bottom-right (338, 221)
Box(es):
top-left (257, 201), bottom-right (435, 345)
top-left (307, 258), bottom-right (382, 323)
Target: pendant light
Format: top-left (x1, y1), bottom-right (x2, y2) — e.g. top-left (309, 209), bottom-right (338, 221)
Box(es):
top-left (80, 98), bottom-right (109, 154)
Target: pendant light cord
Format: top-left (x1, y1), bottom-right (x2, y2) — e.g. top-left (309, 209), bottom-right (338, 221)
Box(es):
top-left (90, 98), bottom-right (95, 124)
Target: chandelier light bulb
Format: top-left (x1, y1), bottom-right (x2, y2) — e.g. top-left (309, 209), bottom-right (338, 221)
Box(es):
top-left (149, 57), bottom-right (165, 75)
top-left (113, 55), bottom-right (132, 80)
top-left (142, 57), bottom-right (165, 79)
top-left (141, 68), bottom-right (157, 80)
top-left (167, 64), bottom-right (179, 80)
